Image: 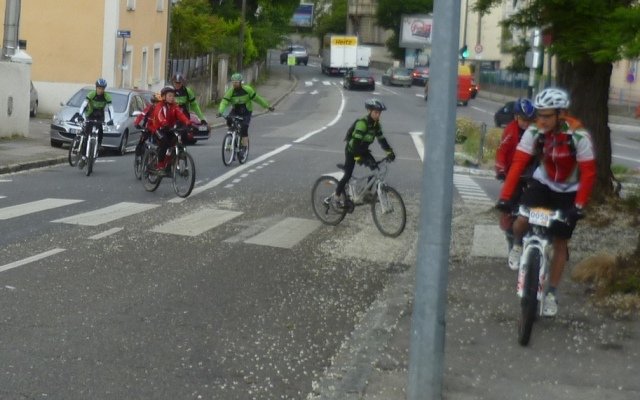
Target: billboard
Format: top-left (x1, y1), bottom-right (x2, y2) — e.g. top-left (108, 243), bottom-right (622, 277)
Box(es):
top-left (399, 14), bottom-right (433, 48)
top-left (291, 3), bottom-right (314, 27)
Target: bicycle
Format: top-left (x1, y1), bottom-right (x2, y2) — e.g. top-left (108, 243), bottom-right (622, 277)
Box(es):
top-left (141, 126), bottom-right (196, 198)
top-left (221, 115), bottom-right (249, 166)
top-left (67, 118), bottom-right (103, 176)
top-left (311, 157), bottom-right (406, 237)
top-left (133, 131), bottom-right (155, 180)
top-left (515, 205), bottom-right (567, 346)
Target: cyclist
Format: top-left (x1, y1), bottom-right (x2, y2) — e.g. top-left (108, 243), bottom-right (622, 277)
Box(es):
top-left (334, 98), bottom-right (396, 207)
top-left (134, 92), bottom-right (161, 160)
top-left (151, 86), bottom-right (192, 173)
top-left (496, 87), bottom-right (596, 317)
top-left (172, 72), bottom-right (207, 125)
top-left (77, 78), bottom-right (115, 155)
top-left (217, 73), bottom-right (274, 157)
top-left (494, 98), bottom-right (536, 249)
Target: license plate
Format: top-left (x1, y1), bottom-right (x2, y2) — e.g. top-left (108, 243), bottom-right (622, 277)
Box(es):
top-left (198, 126), bottom-right (208, 132)
top-left (528, 208), bottom-right (552, 227)
top-left (359, 78), bottom-right (368, 82)
top-left (69, 128), bottom-right (81, 134)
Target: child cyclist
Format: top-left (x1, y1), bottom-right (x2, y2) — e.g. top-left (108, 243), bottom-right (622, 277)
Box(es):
top-left (151, 86), bottom-right (192, 173)
top-left (334, 98), bottom-right (396, 208)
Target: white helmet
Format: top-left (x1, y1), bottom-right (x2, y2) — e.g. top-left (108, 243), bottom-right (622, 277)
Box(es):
top-left (533, 88), bottom-right (570, 109)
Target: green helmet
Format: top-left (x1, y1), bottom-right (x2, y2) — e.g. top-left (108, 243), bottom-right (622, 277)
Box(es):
top-left (231, 73), bottom-right (243, 82)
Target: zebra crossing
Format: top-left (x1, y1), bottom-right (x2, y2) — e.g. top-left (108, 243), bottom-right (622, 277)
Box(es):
top-left (0, 197), bottom-right (323, 249)
top-left (453, 174), bottom-right (494, 208)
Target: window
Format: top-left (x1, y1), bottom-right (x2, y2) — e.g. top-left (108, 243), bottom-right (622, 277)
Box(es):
top-left (123, 48), bottom-right (133, 88)
top-left (127, 0), bottom-right (136, 11)
top-left (153, 46), bottom-right (162, 84)
top-left (141, 48), bottom-right (148, 89)
top-left (156, 0), bottom-right (164, 11)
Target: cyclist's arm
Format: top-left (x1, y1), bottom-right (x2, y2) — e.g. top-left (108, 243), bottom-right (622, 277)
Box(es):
top-left (78, 99), bottom-right (89, 116)
top-left (349, 121), bottom-right (369, 156)
top-left (187, 87), bottom-right (205, 120)
top-left (106, 103), bottom-right (115, 122)
top-left (375, 128), bottom-right (392, 153)
top-left (218, 88), bottom-right (234, 114)
top-left (248, 87), bottom-right (270, 109)
top-left (574, 132), bottom-right (597, 208)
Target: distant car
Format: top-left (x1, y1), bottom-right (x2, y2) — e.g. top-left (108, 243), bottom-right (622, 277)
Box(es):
top-left (381, 67), bottom-right (412, 87)
top-left (343, 69), bottom-right (375, 91)
top-left (494, 101), bottom-right (515, 127)
top-left (29, 81), bottom-right (38, 117)
top-left (409, 66), bottom-right (429, 86)
top-left (280, 45), bottom-right (309, 66)
top-left (50, 87), bottom-right (150, 155)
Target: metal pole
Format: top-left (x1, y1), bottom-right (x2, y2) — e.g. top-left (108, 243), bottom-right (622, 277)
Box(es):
top-left (237, 0), bottom-right (246, 71)
top-left (407, 0), bottom-right (461, 399)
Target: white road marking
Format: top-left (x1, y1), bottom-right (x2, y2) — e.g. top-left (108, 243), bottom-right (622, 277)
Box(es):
top-left (471, 105), bottom-right (493, 115)
top-left (150, 208), bottom-right (243, 236)
top-left (0, 198), bottom-right (84, 220)
top-left (409, 131), bottom-right (424, 162)
top-left (613, 154), bottom-right (640, 163)
top-left (52, 202), bottom-right (159, 226)
top-left (310, 90), bottom-right (319, 95)
top-left (0, 179), bottom-right (12, 182)
top-left (244, 217), bottom-right (321, 249)
top-left (0, 248), bottom-right (66, 273)
top-left (294, 87), bottom-right (346, 143)
top-left (323, 81), bottom-right (331, 85)
top-left (0, 196), bottom-right (6, 199)
top-left (613, 142), bottom-right (640, 150)
top-left (305, 81), bottom-right (313, 86)
top-left (89, 227), bottom-right (123, 240)
top-left (453, 174), bottom-right (493, 206)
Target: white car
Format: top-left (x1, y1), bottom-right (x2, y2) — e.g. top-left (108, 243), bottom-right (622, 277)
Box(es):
top-left (50, 87), bottom-right (152, 155)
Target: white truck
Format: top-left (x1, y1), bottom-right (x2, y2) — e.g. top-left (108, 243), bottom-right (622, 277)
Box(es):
top-left (356, 45), bottom-right (371, 69)
top-left (321, 34), bottom-right (358, 75)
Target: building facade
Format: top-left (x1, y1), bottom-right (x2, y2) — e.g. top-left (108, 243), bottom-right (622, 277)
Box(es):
top-left (0, 0), bottom-right (170, 114)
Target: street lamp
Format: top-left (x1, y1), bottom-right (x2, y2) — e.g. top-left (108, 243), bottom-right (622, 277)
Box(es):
top-left (237, 0), bottom-right (246, 71)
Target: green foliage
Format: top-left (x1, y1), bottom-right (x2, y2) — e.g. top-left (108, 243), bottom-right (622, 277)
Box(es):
top-left (314, 0), bottom-right (347, 42)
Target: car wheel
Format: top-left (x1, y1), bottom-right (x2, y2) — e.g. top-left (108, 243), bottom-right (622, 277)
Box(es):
top-left (50, 139), bottom-right (63, 148)
top-left (118, 130), bottom-right (129, 156)
top-left (30, 101), bottom-right (38, 117)
top-left (304, 61), bottom-right (308, 66)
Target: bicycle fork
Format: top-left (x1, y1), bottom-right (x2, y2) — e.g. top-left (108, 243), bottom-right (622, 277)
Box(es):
top-left (517, 238), bottom-right (549, 307)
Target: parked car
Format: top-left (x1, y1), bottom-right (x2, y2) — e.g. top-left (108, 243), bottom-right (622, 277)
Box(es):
top-left (343, 68), bottom-right (375, 91)
top-left (280, 45), bottom-right (309, 66)
top-left (381, 67), bottom-right (412, 87)
top-left (30, 81), bottom-right (38, 117)
top-left (50, 87), bottom-right (150, 155)
top-left (494, 101), bottom-right (515, 127)
top-left (409, 66), bottom-right (429, 86)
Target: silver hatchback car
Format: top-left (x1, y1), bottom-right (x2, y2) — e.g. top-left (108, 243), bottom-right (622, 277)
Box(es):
top-left (50, 87), bottom-right (151, 155)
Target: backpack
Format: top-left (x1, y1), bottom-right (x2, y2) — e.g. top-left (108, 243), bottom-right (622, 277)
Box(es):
top-left (344, 118), bottom-right (366, 142)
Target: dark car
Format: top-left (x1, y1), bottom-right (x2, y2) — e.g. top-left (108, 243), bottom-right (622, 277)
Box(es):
top-left (409, 66), bottom-right (429, 86)
top-left (381, 67), bottom-right (412, 87)
top-left (343, 69), bottom-right (375, 91)
top-left (494, 101), bottom-right (515, 127)
top-left (279, 45), bottom-right (309, 66)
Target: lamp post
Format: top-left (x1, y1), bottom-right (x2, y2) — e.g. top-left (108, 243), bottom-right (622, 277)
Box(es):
top-left (237, 0), bottom-right (246, 72)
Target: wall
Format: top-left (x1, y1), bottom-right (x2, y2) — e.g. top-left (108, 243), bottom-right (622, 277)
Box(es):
top-left (0, 61), bottom-right (30, 137)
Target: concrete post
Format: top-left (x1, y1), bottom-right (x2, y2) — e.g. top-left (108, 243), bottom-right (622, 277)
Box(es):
top-left (217, 54), bottom-right (229, 102)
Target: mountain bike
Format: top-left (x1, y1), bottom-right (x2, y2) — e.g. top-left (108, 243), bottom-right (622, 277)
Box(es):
top-left (221, 115), bottom-right (249, 166)
top-left (133, 131), bottom-right (154, 180)
top-left (516, 206), bottom-right (567, 346)
top-left (311, 157), bottom-right (406, 237)
top-left (141, 126), bottom-right (196, 198)
top-left (67, 118), bottom-right (103, 176)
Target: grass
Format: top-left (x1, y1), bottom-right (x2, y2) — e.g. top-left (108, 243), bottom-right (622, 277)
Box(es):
top-left (0, 133), bottom-right (26, 141)
top-left (455, 118), bottom-right (502, 166)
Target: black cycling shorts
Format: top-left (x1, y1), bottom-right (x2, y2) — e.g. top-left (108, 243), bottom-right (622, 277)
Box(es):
top-left (520, 179), bottom-right (577, 239)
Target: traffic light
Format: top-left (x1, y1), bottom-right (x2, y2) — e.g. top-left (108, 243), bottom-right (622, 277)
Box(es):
top-left (460, 45), bottom-right (469, 61)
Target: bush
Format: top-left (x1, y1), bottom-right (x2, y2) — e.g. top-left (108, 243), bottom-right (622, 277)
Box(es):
top-left (455, 118), bottom-right (502, 166)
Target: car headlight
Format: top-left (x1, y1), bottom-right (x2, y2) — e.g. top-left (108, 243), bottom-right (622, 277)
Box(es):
top-left (52, 115), bottom-right (63, 125)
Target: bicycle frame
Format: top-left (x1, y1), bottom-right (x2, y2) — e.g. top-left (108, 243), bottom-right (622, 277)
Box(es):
top-left (323, 160), bottom-right (390, 208)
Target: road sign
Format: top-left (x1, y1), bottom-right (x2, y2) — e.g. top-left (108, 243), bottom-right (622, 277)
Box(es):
top-left (287, 54), bottom-right (296, 66)
top-left (117, 30), bottom-right (131, 38)
top-left (474, 44), bottom-right (483, 54)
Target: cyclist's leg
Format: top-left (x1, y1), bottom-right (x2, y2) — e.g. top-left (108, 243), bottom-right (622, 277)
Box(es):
top-left (240, 113), bottom-right (252, 147)
top-left (97, 122), bottom-right (104, 148)
top-left (335, 149), bottom-right (356, 200)
top-left (548, 190), bottom-right (577, 289)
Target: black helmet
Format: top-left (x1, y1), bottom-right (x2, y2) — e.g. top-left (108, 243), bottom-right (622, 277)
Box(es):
top-left (160, 85), bottom-right (176, 96)
top-left (365, 98), bottom-right (387, 111)
top-left (172, 73), bottom-right (185, 84)
top-left (96, 78), bottom-right (107, 88)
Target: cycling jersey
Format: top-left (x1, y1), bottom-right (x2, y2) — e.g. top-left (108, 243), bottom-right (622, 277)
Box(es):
top-left (174, 86), bottom-right (204, 120)
top-left (79, 90), bottom-right (114, 122)
top-left (218, 84), bottom-right (270, 115)
top-left (151, 101), bottom-right (191, 134)
top-left (347, 115), bottom-right (392, 156)
top-left (500, 115), bottom-right (596, 207)
top-left (495, 119), bottom-right (526, 176)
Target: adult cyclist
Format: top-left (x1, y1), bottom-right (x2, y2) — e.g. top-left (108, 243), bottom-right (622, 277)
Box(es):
top-left (334, 98), bottom-right (396, 208)
top-left (172, 73), bottom-right (206, 125)
top-left (217, 73), bottom-right (274, 157)
top-left (77, 78), bottom-right (115, 155)
top-left (495, 98), bottom-right (536, 249)
top-left (496, 87), bottom-right (596, 317)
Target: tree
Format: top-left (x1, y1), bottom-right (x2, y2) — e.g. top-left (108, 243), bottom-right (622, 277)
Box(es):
top-left (375, 0), bottom-right (434, 59)
top-left (475, 0), bottom-right (640, 202)
top-left (314, 0), bottom-right (347, 43)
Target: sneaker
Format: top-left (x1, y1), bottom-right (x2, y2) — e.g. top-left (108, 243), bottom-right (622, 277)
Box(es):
top-left (508, 244), bottom-right (522, 271)
top-left (78, 157), bottom-right (86, 169)
top-left (542, 292), bottom-right (558, 317)
top-left (238, 145), bottom-right (247, 158)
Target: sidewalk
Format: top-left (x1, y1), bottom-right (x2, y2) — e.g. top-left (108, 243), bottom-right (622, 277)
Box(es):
top-left (0, 65), bottom-right (297, 175)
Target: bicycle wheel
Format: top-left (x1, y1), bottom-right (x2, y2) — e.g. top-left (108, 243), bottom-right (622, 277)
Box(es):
top-left (311, 176), bottom-right (347, 225)
top-left (221, 133), bottom-right (235, 166)
top-left (172, 151), bottom-right (196, 198)
top-left (142, 150), bottom-right (162, 192)
top-left (518, 248), bottom-right (541, 346)
top-left (85, 139), bottom-right (95, 176)
top-left (238, 138), bottom-right (249, 164)
top-left (68, 136), bottom-right (81, 167)
top-left (371, 185), bottom-right (406, 237)
top-left (133, 150), bottom-right (143, 180)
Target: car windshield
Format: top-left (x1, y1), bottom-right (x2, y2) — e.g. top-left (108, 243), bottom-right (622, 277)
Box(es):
top-left (65, 89), bottom-right (128, 113)
top-left (291, 46), bottom-right (306, 53)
